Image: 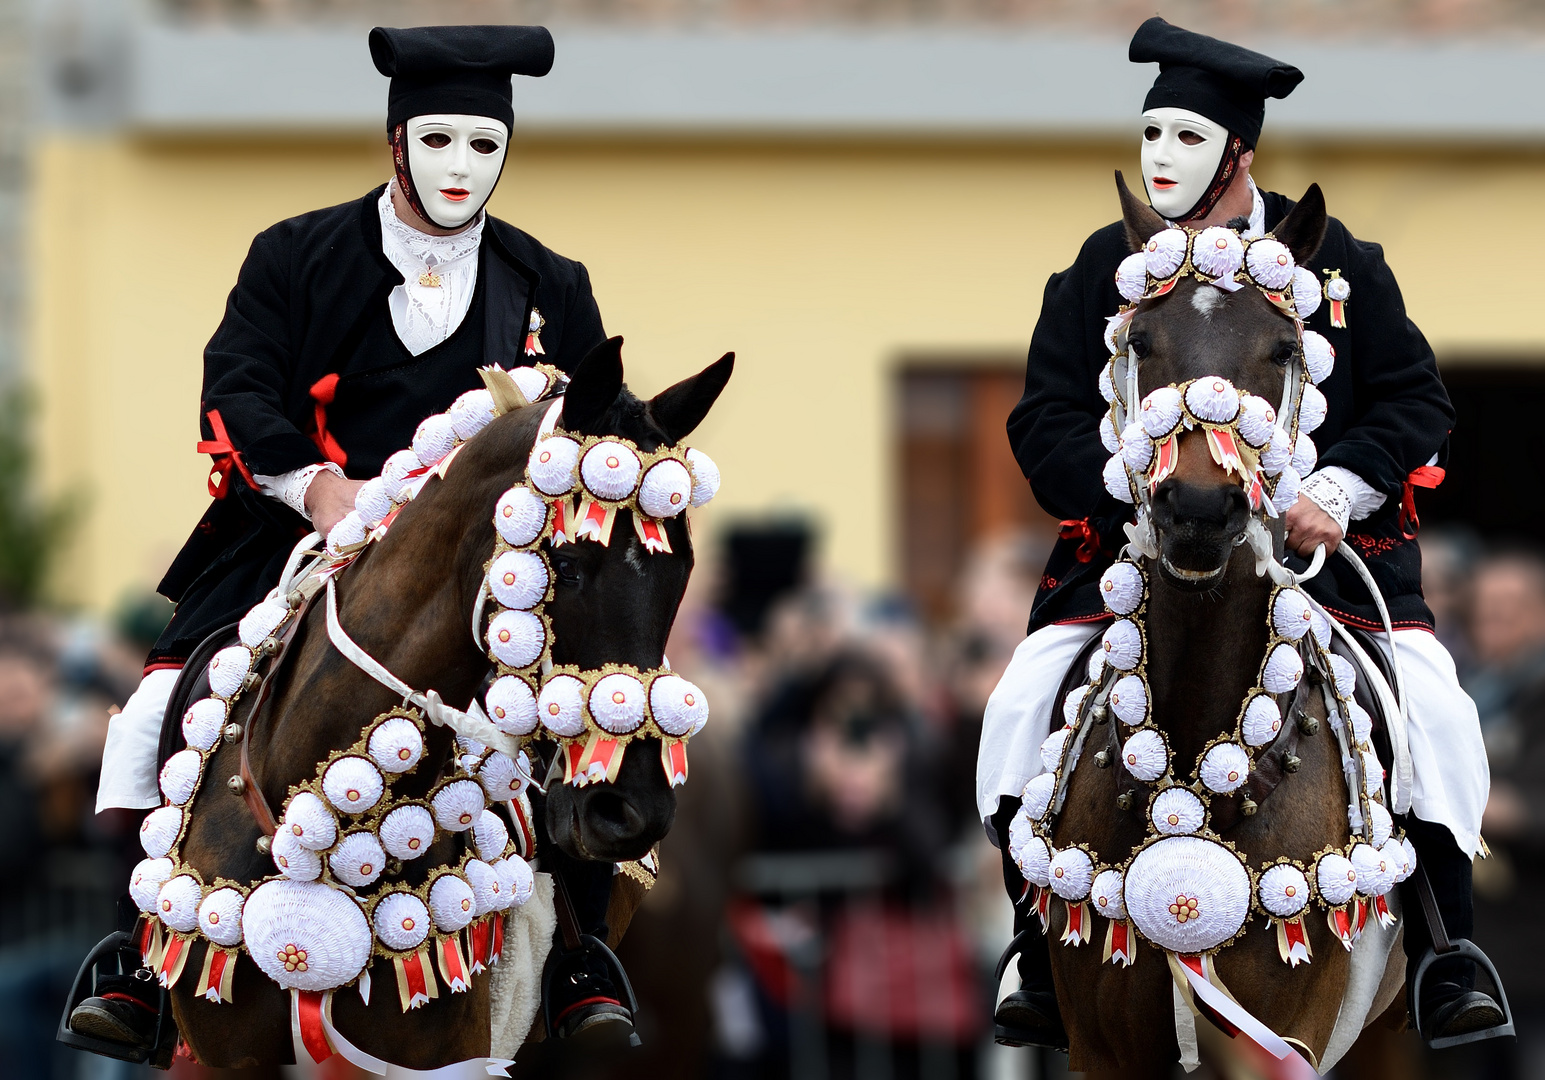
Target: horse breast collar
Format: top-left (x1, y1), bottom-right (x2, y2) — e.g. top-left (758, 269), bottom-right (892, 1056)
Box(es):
top-left (125, 362), bottom-right (722, 1020)
top-left (1005, 224), bottom-right (1415, 1017)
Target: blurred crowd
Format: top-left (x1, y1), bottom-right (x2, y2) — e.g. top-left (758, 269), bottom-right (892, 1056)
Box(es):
top-left (10, 521), bottom-right (1545, 1080)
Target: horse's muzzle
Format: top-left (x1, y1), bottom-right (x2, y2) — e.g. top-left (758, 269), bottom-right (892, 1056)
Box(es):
top-left (1150, 479), bottom-right (1251, 589)
top-left (545, 748), bottom-right (677, 864)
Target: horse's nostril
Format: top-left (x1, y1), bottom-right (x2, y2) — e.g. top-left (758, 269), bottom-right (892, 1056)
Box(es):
top-left (588, 791), bottom-right (637, 835)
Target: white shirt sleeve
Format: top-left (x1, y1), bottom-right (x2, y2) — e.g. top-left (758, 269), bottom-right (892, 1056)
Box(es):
top-left (1299, 465), bottom-right (1387, 533)
top-left (252, 462), bottom-right (345, 521)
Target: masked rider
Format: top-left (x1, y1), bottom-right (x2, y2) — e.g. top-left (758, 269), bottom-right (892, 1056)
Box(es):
top-left (980, 17), bottom-right (1506, 1052)
top-left (71, 25), bottom-right (626, 1051)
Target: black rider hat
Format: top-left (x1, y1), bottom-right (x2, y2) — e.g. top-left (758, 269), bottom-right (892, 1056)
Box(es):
top-left (1129, 17), bottom-right (1303, 149)
top-left (370, 25), bottom-right (556, 133)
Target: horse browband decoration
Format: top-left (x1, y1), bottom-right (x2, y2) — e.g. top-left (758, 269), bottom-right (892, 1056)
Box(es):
top-left (1006, 225), bottom-right (1415, 980)
top-left (127, 362), bottom-right (721, 1015)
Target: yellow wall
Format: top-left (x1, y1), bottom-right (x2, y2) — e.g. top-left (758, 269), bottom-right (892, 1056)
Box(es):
top-left (30, 133), bottom-right (1545, 612)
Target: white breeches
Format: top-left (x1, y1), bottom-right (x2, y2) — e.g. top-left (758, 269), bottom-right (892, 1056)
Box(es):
top-left (96, 667), bottom-right (181, 814)
top-left (976, 622), bottom-right (1489, 857)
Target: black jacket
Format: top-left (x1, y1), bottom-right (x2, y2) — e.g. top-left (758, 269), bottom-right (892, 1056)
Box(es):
top-left (1009, 189), bottom-right (1453, 633)
top-left (149, 185), bottom-right (606, 665)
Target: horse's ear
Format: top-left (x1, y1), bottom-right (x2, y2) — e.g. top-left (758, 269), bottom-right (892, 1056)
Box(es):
top-left (648, 352), bottom-right (735, 445)
top-left (561, 336), bottom-right (625, 435)
top-left (1274, 184), bottom-right (1328, 266)
top-left (1117, 170), bottom-right (1165, 253)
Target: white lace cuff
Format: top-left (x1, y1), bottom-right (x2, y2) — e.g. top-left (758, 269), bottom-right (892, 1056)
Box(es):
top-left (1300, 466), bottom-right (1387, 534)
top-left (253, 462), bottom-right (345, 521)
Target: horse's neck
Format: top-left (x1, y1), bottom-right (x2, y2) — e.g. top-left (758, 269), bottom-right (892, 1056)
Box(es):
top-left (1142, 552), bottom-right (1272, 770)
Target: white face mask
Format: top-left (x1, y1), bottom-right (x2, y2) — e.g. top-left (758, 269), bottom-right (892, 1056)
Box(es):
top-left (404, 113), bottom-right (509, 229)
top-left (1140, 108), bottom-right (1228, 221)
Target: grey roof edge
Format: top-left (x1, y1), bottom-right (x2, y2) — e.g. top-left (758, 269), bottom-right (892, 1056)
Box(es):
top-left (103, 24), bottom-right (1545, 141)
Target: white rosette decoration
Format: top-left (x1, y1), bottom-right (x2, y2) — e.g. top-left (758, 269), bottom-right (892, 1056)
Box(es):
top-left (243, 879), bottom-right (372, 991)
top-left (1120, 729), bottom-right (1168, 782)
top-left (1235, 395), bottom-right (1277, 448)
top-left (1384, 838), bottom-right (1415, 883)
top-left (1366, 799), bottom-right (1394, 848)
top-left (1109, 674), bottom-right (1148, 726)
top-left (1062, 685), bottom-right (1090, 728)
top-left (157, 875), bottom-right (204, 932)
top-left (1185, 377), bottom-right (1240, 424)
top-left (1348, 702), bottom-right (1374, 746)
top-left (590, 673), bottom-right (647, 735)
top-left (487, 610), bottom-right (547, 670)
top-left (282, 791), bottom-right (337, 851)
top-left (1087, 650), bottom-right (1106, 683)
top-left (1301, 330), bottom-right (1335, 385)
top-left (1014, 832), bottom-right (1053, 888)
top-left (182, 697), bottom-right (227, 752)
top-left (354, 478), bottom-right (395, 528)
top-left (638, 460), bottom-right (694, 519)
top-left (580, 441), bottom-right (642, 501)
top-left (1144, 228), bottom-right (1188, 279)
top-left (130, 858), bottom-right (175, 914)
top-left (1192, 227), bottom-right (1244, 279)
top-left (199, 887), bottom-right (246, 948)
top-left (489, 551), bottom-right (549, 612)
top-left (1260, 427), bottom-right (1292, 476)
top-left (478, 751), bottom-right (525, 802)
top-left (1326, 276), bottom-right (1351, 303)
top-left (1245, 238), bottom-right (1295, 289)
top-left (1099, 412), bottom-right (1120, 454)
top-left (1048, 847), bottom-right (1094, 901)
top-left (1102, 619), bottom-right (1143, 672)
top-left (322, 756), bottom-right (384, 815)
top-left (1099, 562), bottom-right (1145, 616)
top-left (1315, 852), bottom-right (1359, 906)
top-left (511, 365), bottom-right (551, 403)
top-left (429, 874), bottom-right (477, 933)
top-left (475, 809), bottom-right (510, 862)
top-left (327, 512), bottom-right (368, 556)
top-left (1362, 750), bottom-right (1386, 797)
top-left (207, 645), bottom-right (254, 700)
top-left (433, 780), bottom-right (486, 832)
top-left (1271, 466), bottom-right (1302, 515)
top-left (1115, 251), bottom-right (1149, 301)
top-left (538, 674), bottom-right (586, 737)
top-left (1328, 655), bottom-right (1358, 698)
top-left (239, 597), bottom-right (290, 650)
top-left (1040, 727), bottom-right (1071, 773)
top-left (160, 749), bottom-right (203, 806)
top-left (1200, 743), bottom-right (1251, 794)
top-left (1299, 384), bottom-right (1329, 434)
top-left (412, 414), bottom-right (458, 468)
top-left (330, 832), bottom-right (387, 888)
top-left (373, 892), bottom-right (431, 952)
top-left (1125, 836), bottom-right (1251, 953)
top-left (1140, 387), bottom-right (1184, 439)
top-left (1151, 788), bottom-right (1205, 836)
top-left (1021, 772), bottom-right (1056, 821)
top-left (528, 437), bottom-right (581, 496)
top-left (367, 716), bottom-right (424, 775)
top-left (271, 830), bottom-right (323, 882)
top-left (685, 448), bottom-right (721, 506)
top-left (1241, 695), bottom-right (1283, 747)
top-left (651, 675), bottom-right (709, 737)
top-left (381, 450), bottom-right (420, 500)
top-left (1262, 643), bottom-right (1304, 694)
top-left (498, 856), bottom-right (536, 908)
top-left (465, 860), bottom-right (503, 916)
top-left (1291, 436), bottom-right (1318, 477)
top-left (495, 486), bottom-right (549, 547)
top-left (140, 806), bottom-right (183, 859)
top-left (1291, 266), bottom-right (1322, 319)
top-left (448, 389), bottom-right (496, 442)
top-left (1350, 843), bottom-right (1394, 897)
top-left (486, 676), bottom-right (540, 737)
top-left (1091, 869), bottom-right (1127, 921)
top-left (1258, 864), bottom-right (1311, 918)
top-left (1098, 364), bottom-right (1117, 404)
top-left (1272, 589), bottom-right (1313, 641)
top-left (380, 804), bottom-right (435, 860)
top-left (1120, 422), bottom-right (1153, 474)
top-left (1103, 455), bottom-right (1135, 503)
top-left (1398, 837), bottom-right (1418, 881)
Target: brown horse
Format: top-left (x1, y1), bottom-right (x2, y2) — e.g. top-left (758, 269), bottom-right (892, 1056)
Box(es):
top-left (169, 339), bottom-right (732, 1068)
top-left (1045, 178), bottom-right (1402, 1074)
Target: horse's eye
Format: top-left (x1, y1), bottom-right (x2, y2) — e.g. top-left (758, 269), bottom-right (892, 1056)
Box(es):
top-left (1272, 343), bottom-right (1298, 367)
top-left (1129, 335), bottom-right (1151, 361)
top-left (551, 554), bottom-right (580, 585)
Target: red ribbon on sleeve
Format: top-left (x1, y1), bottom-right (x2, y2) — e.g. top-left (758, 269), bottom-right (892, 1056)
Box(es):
top-left (308, 374), bottom-right (348, 467)
top-left (1399, 465), bottom-right (1446, 539)
top-left (195, 409), bottom-right (257, 499)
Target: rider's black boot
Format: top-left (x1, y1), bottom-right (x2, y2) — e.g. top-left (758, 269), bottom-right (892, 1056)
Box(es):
top-left (68, 970), bottom-right (160, 1047)
top-left (991, 800), bottom-right (1069, 1052)
top-left (544, 856), bottom-right (640, 1044)
top-left (1400, 816), bottom-right (1513, 1048)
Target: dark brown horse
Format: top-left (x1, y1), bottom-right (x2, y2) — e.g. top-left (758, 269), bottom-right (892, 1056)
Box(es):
top-left (170, 339), bottom-right (732, 1068)
top-left (1046, 178), bottom-right (1402, 1074)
